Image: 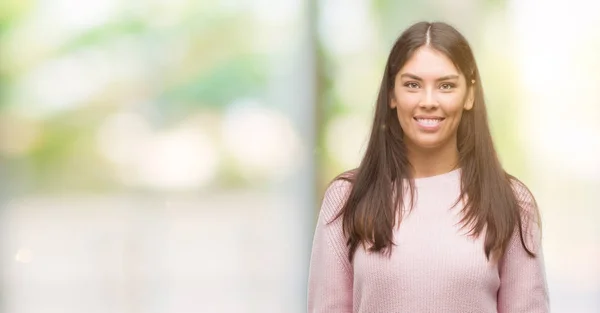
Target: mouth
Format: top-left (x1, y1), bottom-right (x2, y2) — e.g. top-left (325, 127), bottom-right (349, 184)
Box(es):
top-left (413, 116), bottom-right (445, 130)
top-left (414, 117), bottom-right (444, 124)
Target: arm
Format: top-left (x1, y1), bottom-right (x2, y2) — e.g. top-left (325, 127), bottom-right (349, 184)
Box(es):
top-left (497, 182), bottom-right (550, 313)
top-left (307, 180), bottom-right (353, 313)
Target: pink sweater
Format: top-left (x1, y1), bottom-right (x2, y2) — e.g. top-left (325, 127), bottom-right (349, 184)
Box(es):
top-left (307, 169), bottom-right (550, 313)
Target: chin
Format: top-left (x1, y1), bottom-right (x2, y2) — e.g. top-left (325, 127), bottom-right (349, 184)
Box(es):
top-left (408, 136), bottom-right (447, 150)
top-left (415, 142), bottom-right (443, 150)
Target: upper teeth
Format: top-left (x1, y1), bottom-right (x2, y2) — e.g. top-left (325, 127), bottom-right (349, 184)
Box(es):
top-left (417, 118), bottom-right (441, 125)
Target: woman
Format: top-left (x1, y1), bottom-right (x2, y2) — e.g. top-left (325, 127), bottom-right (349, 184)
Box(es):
top-left (307, 21), bottom-right (549, 312)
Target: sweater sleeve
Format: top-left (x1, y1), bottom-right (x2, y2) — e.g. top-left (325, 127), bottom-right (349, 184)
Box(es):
top-left (497, 181), bottom-right (550, 313)
top-left (307, 179), bottom-right (353, 313)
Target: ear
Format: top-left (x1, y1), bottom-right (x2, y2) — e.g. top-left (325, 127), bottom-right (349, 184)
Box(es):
top-left (463, 84), bottom-right (475, 111)
top-left (389, 90), bottom-right (397, 109)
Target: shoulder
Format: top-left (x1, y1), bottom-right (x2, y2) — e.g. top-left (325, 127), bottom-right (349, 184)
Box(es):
top-left (508, 175), bottom-right (542, 248)
top-left (319, 174), bottom-right (354, 223)
top-left (508, 176), bottom-right (538, 216)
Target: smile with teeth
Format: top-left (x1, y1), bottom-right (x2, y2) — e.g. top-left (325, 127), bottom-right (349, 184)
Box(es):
top-left (414, 117), bottom-right (444, 126)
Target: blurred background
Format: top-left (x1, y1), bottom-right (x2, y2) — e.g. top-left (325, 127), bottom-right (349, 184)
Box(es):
top-left (0, 0), bottom-right (599, 312)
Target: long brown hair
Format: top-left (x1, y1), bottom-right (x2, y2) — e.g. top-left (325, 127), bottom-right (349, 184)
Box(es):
top-left (333, 21), bottom-right (539, 262)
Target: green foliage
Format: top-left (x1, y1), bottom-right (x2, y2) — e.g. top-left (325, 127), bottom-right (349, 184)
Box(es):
top-left (161, 54), bottom-right (267, 109)
top-left (0, 0), bottom-right (33, 26)
top-left (57, 19), bottom-right (149, 53)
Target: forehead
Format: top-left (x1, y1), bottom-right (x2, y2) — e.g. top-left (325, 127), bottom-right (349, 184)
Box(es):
top-left (399, 46), bottom-right (461, 78)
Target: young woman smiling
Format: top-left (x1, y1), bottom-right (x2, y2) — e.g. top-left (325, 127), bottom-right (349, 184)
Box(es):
top-left (307, 21), bottom-right (549, 313)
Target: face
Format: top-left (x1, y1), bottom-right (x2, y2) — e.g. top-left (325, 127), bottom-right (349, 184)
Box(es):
top-left (390, 46), bottom-right (474, 151)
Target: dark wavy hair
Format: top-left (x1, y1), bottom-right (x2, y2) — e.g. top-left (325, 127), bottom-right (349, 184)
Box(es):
top-left (333, 21), bottom-right (539, 263)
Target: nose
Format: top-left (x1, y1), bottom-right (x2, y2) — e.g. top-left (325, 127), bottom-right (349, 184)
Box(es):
top-left (418, 88), bottom-right (439, 109)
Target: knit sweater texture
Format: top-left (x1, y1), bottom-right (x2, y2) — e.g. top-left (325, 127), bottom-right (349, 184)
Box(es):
top-left (307, 169), bottom-right (549, 313)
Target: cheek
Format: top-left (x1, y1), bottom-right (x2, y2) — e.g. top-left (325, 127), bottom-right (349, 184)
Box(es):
top-left (394, 94), bottom-right (419, 113)
top-left (439, 95), bottom-right (467, 115)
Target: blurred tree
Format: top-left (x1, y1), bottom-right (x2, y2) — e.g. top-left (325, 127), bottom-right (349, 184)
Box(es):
top-left (0, 1), bottom-right (275, 192)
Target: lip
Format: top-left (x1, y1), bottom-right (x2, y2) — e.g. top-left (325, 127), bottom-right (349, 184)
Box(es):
top-left (413, 116), bottom-right (445, 131)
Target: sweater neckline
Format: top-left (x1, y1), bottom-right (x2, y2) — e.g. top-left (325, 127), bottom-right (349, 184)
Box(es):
top-left (411, 168), bottom-right (461, 188)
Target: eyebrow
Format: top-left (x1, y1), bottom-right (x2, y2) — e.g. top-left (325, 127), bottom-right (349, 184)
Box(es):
top-left (399, 73), bottom-right (459, 81)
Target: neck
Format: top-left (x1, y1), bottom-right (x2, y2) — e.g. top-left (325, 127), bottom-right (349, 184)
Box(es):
top-left (405, 138), bottom-right (460, 179)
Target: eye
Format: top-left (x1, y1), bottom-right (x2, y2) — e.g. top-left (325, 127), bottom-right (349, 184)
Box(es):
top-left (439, 83), bottom-right (456, 90)
top-left (404, 82), bottom-right (420, 89)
